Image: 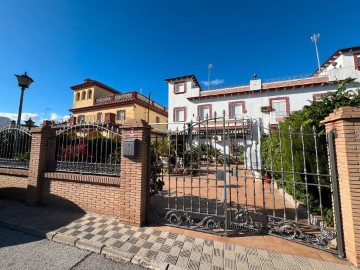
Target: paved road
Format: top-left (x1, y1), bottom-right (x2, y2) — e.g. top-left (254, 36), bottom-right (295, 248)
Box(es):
top-left (0, 226), bottom-right (144, 270)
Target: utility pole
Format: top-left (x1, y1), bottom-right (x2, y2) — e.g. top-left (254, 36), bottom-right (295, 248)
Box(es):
top-left (311, 33), bottom-right (321, 73)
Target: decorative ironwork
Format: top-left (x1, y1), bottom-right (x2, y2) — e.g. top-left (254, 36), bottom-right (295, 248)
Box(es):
top-left (149, 115), bottom-right (341, 254)
top-left (48, 123), bottom-right (121, 176)
top-left (230, 209), bottom-right (335, 250)
top-left (0, 124), bottom-right (32, 169)
top-left (165, 210), bottom-right (222, 231)
top-left (46, 161), bottom-right (120, 176)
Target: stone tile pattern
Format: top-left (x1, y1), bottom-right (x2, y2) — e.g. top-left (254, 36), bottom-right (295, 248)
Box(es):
top-left (323, 107), bottom-right (360, 267)
top-left (55, 213), bottom-right (356, 270)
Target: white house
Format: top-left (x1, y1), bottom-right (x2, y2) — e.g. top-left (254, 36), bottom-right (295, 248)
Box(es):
top-left (165, 46), bottom-right (360, 165)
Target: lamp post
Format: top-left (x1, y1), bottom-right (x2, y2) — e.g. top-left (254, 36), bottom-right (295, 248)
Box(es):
top-left (25, 118), bottom-right (35, 130)
top-left (15, 72), bottom-right (34, 126)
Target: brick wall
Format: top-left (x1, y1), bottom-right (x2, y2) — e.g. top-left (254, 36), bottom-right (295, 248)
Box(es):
top-left (119, 120), bottom-right (150, 226)
top-left (42, 174), bottom-right (120, 216)
top-left (322, 106), bottom-right (360, 266)
top-left (0, 120), bottom-right (151, 227)
top-left (0, 168), bottom-right (28, 201)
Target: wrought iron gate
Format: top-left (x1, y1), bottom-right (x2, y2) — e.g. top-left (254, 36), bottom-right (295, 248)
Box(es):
top-left (149, 113), bottom-right (343, 255)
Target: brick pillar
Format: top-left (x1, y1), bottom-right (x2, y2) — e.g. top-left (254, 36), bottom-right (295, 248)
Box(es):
top-left (119, 120), bottom-right (150, 226)
top-left (26, 126), bottom-right (56, 206)
top-left (322, 106), bottom-right (360, 266)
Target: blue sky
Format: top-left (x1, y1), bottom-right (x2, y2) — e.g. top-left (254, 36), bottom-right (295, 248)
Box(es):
top-left (0, 0), bottom-right (359, 124)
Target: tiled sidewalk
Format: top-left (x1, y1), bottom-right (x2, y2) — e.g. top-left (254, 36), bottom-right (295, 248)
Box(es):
top-left (0, 200), bottom-right (357, 270)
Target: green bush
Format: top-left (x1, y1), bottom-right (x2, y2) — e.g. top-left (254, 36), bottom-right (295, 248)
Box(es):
top-left (261, 78), bottom-right (360, 227)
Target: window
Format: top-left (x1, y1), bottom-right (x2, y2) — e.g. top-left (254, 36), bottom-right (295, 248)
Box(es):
top-left (354, 53), bottom-right (360, 70)
top-left (97, 113), bottom-right (102, 122)
top-left (116, 110), bottom-right (126, 120)
top-left (272, 100), bottom-right (287, 118)
top-left (229, 101), bottom-right (246, 119)
top-left (173, 107), bottom-right (186, 122)
top-left (156, 116), bottom-right (160, 123)
top-left (198, 104), bottom-right (212, 121)
top-left (313, 93), bottom-right (327, 102)
top-left (82, 91), bottom-right (86, 100)
top-left (75, 92), bottom-right (80, 101)
top-left (88, 90), bottom-right (92, 99)
top-left (174, 82), bottom-right (186, 94)
top-left (77, 115), bottom-right (85, 123)
top-left (269, 97), bottom-right (290, 125)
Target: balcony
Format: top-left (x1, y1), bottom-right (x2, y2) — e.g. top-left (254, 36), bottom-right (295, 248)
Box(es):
top-left (95, 91), bottom-right (168, 114)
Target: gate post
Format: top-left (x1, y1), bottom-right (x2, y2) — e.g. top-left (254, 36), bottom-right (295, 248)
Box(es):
top-left (26, 125), bottom-right (56, 206)
top-left (322, 106), bottom-right (360, 266)
top-left (119, 120), bottom-right (151, 226)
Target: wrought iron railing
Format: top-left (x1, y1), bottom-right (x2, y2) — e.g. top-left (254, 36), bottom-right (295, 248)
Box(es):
top-left (0, 125), bottom-right (32, 169)
top-left (206, 72), bottom-right (329, 90)
top-left (47, 123), bottom-right (122, 176)
top-left (94, 91), bottom-right (168, 114)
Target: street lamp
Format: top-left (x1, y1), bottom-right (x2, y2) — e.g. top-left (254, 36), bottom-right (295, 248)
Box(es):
top-left (25, 118), bottom-right (35, 130)
top-left (15, 72), bottom-right (34, 126)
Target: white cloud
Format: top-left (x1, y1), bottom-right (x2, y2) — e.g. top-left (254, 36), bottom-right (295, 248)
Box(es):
top-left (201, 79), bottom-right (225, 87)
top-left (49, 113), bottom-right (70, 123)
top-left (0, 112), bottom-right (70, 125)
top-left (0, 112), bottom-right (40, 122)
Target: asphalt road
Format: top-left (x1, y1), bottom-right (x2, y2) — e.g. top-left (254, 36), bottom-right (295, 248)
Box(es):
top-left (0, 225), bottom-right (144, 270)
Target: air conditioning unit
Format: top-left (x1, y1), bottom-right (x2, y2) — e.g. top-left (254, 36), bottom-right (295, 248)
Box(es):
top-left (260, 106), bottom-right (272, 113)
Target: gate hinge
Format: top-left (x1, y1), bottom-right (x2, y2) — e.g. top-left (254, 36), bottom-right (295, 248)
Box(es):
top-left (331, 128), bottom-right (338, 138)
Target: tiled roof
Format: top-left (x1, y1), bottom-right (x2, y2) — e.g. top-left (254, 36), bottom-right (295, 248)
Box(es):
top-left (70, 79), bottom-right (120, 95)
top-left (164, 74), bottom-right (201, 88)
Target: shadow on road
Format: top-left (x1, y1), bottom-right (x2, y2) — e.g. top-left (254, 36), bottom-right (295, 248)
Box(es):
top-left (0, 187), bottom-right (86, 249)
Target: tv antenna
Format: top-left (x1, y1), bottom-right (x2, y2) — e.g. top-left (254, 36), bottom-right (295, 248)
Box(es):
top-left (43, 108), bottom-right (51, 120)
top-left (311, 33), bottom-right (321, 73)
top-left (208, 63), bottom-right (213, 90)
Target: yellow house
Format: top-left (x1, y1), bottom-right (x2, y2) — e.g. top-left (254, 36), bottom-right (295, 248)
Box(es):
top-left (69, 79), bottom-right (168, 130)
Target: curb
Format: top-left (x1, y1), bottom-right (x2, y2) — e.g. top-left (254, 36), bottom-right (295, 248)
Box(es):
top-left (53, 233), bottom-right (77, 246)
top-left (102, 246), bottom-right (133, 263)
top-left (0, 219), bottom-right (169, 270)
top-left (132, 255), bottom-right (168, 270)
top-left (76, 239), bottom-right (105, 254)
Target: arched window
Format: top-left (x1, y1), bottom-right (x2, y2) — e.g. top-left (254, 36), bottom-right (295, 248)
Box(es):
top-left (88, 89), bottom-right (92, 99)
top-left (75, 92), bottom-right (80, 101)
top-left (82, 91), bottom-right (86, 100)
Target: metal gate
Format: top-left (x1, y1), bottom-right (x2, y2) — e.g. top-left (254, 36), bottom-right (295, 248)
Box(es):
top-left (149, 113), bottom-right (343, 255)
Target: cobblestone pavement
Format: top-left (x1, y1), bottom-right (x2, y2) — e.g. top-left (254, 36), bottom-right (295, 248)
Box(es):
top-left (0, 200), bottom-right (357, 270)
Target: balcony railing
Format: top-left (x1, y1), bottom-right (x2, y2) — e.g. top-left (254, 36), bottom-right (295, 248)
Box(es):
top-left (95, 92), bottom-right (168, 113)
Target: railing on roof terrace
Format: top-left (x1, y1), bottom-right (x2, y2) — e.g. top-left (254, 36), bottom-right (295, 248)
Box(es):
top-left (95, 92), bottom-right (168, 113)
top-left (262, 72), bottom-right (327, 83)
top-left (206, 72), bottom-right (328, 90)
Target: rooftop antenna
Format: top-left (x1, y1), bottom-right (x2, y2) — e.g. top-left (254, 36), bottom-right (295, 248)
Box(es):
top-left (43, 108), bottom-right (51, 120)
top-left (140, 88), bottom-right (143, 94)
top-left (311, 33), bottom-right (321, 73)
top-left (208, 63), bottom-right (213, 90)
